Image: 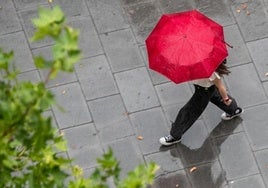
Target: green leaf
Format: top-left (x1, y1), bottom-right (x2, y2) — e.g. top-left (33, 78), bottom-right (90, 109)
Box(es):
top-left (54, 136), bottom-right (67, 151)
top-left (33, 56), bottom-right (54, 69)
top-left (31, 27), bottom-right (49, 41)
top-left (32, 6), bottom-right (64, 27)
top-left (119, 162), bottom-right (159, 188)
top-left (0, 49), bottom-right (14, 70)
top-left (31, 6), bottom-right (65, 41)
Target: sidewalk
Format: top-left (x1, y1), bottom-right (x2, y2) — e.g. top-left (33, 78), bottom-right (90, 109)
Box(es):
top-left (1, 0), bottom-right (268, 187)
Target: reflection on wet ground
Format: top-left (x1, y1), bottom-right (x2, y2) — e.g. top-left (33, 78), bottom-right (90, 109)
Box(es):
top-left (149, 117), bottom-right (243, 188)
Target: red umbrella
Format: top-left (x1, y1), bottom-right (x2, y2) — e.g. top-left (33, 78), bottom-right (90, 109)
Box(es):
top-left (146, 10), bottom-right (228, 84)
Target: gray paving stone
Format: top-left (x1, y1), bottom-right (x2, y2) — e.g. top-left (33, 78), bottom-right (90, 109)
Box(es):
top-left (202, 103), bottom-right (244, 137)
top-left (129, 107), bottom-right (170, 154)
top-left (247, 38), bottom-right (268, 82)
top-left (264, 82), bottom-right (268, 97)
top-left (242, 104), bottom-right (268, 151)
top-left (63, 123), bottom-right (102, 169)
top-left (210, 117), bottom-right (243, 139)
top-left (68, 17), bottom-right (103, 59)
top-left (75, 55), bottom-right (118, 100)
top-left (193, 0), bottom-right (235, 26)
top-left (229, 0), bottom-right (249, 4)
top-left (50, 82), bottom-right (92, 129)
top-left (100, 29), bottom-right (144, 72)
top-left (123, 1), bottom-right (162, 44)
top-left (263, 0), bottom-right (268, 9)
top-left (176, 120), bottom-right (216, 166)
top-left (255, 149), bottom-right (268, 187)
top-left (87, 94), bottom-right (128, 129)
top-left (140, 46), bottom-right (169, 85)
top-left (181, 120), bottom-right (209, 150)
top-left (87, 94), bottom-right (134, 144)
top-left (68, 145), bottom-right (103, 169)
top-left (162, 103), bottom-right (185, 125)
top-left (50, 0), bottom-right (89, 18)
top-left (145, 148), bottom-right (183, 177)
top-left (224, 25), bottom-right (251, 66)
top-left (0, 32), bottom-right (35, 72)
top-left (149, 170), bottom-right (192, 188)
top-left (225, 63), bottom-right (267, 108)
top-left (32, 46), bottom-right (77, 87)
top-left (230, 174), bottom-right (266, 188)
top-left (215, 133), bottom-right (259, 180)
top-left (202, 103), bottom-right (227, 132)
top-left (157, 0), bottom-right (195, 14)
top-left (231, 0), bottom-right (268, 41)
top-left (18, 5), bottom-right (53, 49)
top-left (0, 0), bottom-right (22, 35)
top-left (17, 70), bottom-right (41, 84)
top-left (155, 82), bottom-right (192, 106)
top-left (62, 123), bottom-right (98, 150)
top-left (187, 161), bottom-right (227, 188)
top-left (86, 0), bottom-right (129, 33)
top-left (120, 0), bottom-right (152, 6)
top-left (105, 136), bottom-right (144, 178)
top-left (98, 119), bottom-right (134, 144)
top-left (13, 0), bottom-right (48, 10)
top-left (115, 67), bottom-right (159, 112)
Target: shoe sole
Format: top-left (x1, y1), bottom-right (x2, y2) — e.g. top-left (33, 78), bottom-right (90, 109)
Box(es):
top-left (221, 109), bottom-right (244, 121)
top-left (159, 139), bottom-right (181, 146)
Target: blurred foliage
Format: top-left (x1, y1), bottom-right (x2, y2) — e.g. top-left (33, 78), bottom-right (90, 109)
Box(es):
top-left (0, 6), bottom-right (157, 188)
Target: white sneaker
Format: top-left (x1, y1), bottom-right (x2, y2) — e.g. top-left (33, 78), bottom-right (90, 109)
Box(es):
top-left (159, 135), bottom-right (181, 146)
top-left (221, 107), bottom-right (244, 121)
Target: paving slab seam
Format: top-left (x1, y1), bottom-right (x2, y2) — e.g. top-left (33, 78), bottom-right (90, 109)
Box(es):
top-left (18, 68), bottom-right (38, 75)
top-left (111, 64), bottom-right (146, 74)
top-left (59, 122), bottom-right (97, 132)
top-left (101, 133), bottom-right (136, 144)
top-left (119, 0), bottom-right (156, 7)
top-left (98, 27), bottom-right (133, 36)
top-left (0, 30), bottom-right (24, 38)
top-left (125, 105), bottom-right (163, 116)
top-left (227, 172), bottom-right (263, 182)
top-left (211, 128), bottom-right (245, 139)
top-left (28, 43), bottom-right (54, 51)
top-left (84, 93), bottom-right (125, 104)
top-left (252, 152), bottom-right (268, 187)
top-left (154, 168), bottom-right (187, 178)
top-left (226, 61), bottom-right (253, 68)
top-left (181, 158), bottom-right (220, 170)
top-left (244, 36), bottom-right (268, 43)
top-left (255, 150), bottom-right (268, 188)
top-left (11, 0), bottom-right (50, 11)
top-left (241, 102), bottom-right (268, 110)
top-left (46, 80), bottom-right (79, 89)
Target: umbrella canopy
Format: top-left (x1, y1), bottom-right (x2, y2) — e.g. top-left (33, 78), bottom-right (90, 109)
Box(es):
top-left (146, 10), bottom-right (228, 84)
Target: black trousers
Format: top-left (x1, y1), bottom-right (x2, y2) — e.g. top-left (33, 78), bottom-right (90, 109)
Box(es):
top-left (170, 84), bottom-right (238, 139)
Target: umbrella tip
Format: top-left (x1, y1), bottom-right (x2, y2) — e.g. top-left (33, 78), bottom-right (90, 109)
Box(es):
top-left (224, 41), bottom-right (233, 48)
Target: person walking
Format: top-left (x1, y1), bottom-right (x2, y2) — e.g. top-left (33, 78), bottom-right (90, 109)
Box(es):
top-left (159, 60), bottom-right (243, 146)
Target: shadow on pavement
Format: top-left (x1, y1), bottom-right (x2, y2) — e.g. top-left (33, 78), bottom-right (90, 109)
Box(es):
top-left (149, 117), bottom-right (243, 188)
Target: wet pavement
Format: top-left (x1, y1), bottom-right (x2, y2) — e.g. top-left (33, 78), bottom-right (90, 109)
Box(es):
top-left (1, 0), bottom-right (268, 187)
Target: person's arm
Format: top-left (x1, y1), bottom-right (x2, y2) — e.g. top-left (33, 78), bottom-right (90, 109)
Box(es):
top-left (212, 78), bottom-right (232, 106)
